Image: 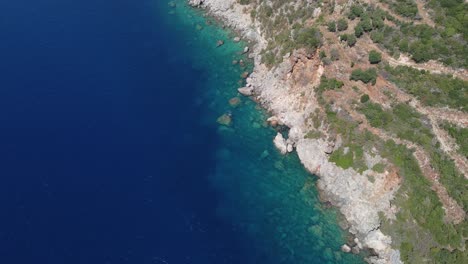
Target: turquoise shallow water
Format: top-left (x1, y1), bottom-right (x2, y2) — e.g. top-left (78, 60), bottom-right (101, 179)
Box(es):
top-left (159, 1), bottom-right (365, 263)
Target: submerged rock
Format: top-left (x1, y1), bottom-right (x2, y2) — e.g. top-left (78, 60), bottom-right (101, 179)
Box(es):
top-left (216, 40), bottom-right (224, 47)
top-left (228, 97), bottom-right (241, 107)
top-left (240, 71), bottom-right (249, 79)
top-left (217, 113), bottom-right (232, 126)
top-left (274, 160), bottom-right (285, 171)
top-left (233, 36), bottom-right (240, 42)
top-left (259, 150), bottom-right (269, 160)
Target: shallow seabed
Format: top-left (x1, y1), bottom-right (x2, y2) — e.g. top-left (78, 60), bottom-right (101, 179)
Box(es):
top-left (158, 1), bottom-right (365, 263)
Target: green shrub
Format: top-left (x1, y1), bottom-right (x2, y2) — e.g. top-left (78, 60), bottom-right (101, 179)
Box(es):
top-left (370, 31), bottom-right (385, 43)
top-left (350, 68), bottom-right (378, 85)
top-left (385, 66), bottom-right (468, 111)
top-left (318, 76), bottom-right (344, 92)
top-left (348, 4), bottom-right (364, 20)
top-left (368, 50), bottom-right (382, 64)
top-left (327, 21), bottom-right (336, 32)
top-left (392, 0), bottom-right (418, 18)
top-left (296, 27), bottom-right (323, 52)
top-left (330, 48), bottom-right (339, 61)
top-left (360, 16), bottom-right (373, 32)
top-left (354, 24), bottom-right (364, 37)
top-left (442, 123), bottom-right (468, 158)
top-left (360, 94), bottom-right (370, 103)
top-left (337, 18), bottom-right (348, 31)
top-left (319, 50), bottom-right (327, 59)
top-left (347, 34), bottom-right (357, 46)
top-left (330, 148), bottom-right (354, 169)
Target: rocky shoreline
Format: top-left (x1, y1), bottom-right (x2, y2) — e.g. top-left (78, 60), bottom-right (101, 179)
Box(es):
top-left (188, 1), bottom-right (402, 263)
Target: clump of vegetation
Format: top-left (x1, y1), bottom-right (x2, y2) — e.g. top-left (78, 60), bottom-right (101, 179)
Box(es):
top-left (350, 68), bottom-right (378, 85)
top-left (427, 0), bottom-right (468, 40)
top-left (348, 4), bottom-right (364, 20)
top-left (378, 140), bottom-right (465, 262)
top-left (337, 18), bottom-right (348, 31)
top-left (340, 34), bottom-right (357, 47)
top-left (347, 34), bottom-right (357, 47)
top-left (296, 27), bottom-right (323, 52)
top-left (384, 66), bottom-right (468, 111)
top-left (253, 0), bottom-right (323, 67)
top-left (368, 50), bottom-right (382, 64)
top-left (359, 102), bottom-right (433, 145)
top-left (359, 101), bottom-right (468, 211)
top-left (327, 21), bottom-right (336, 32)
top-left (329, 147), bottom-right (354, 169)
top-left (304, 130), bottom-right (323, 139)
top-left (442, 122), bottom-right (468, 157)
top-left (360, 94), bottom-right (370, 103)
top-left (346, 3), bottom-right (467, 67)
top-left (382, 0), bottom-right (418, 18)
top-left (372, 163), bottom-right (386, 173)
top-left (317, 76), bottom-right (343, 92)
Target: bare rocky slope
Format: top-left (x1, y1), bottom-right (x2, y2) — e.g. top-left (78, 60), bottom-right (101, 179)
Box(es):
top-left (188, 0), bottom-right (467, 263)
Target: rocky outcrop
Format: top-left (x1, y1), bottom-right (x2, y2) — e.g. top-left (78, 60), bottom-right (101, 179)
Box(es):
top-left (190, 1), bottom-right (402, 263)
top-left (273, 133), bottom-right (288, 154)
top-left (237, 87), bottom-right (253, 96)
top-left (188, 0), bottom-right (204, 7)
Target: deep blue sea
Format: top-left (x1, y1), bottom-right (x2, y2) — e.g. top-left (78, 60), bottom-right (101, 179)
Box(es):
top-left (0, 1), bottom-right (364, 263)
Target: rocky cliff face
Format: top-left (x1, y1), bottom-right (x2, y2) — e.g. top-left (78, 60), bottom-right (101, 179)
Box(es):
top-left (189, 1), bottom-right (403, 263)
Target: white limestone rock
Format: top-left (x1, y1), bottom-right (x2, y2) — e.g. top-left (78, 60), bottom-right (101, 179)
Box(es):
top-left (273, 133), bottom-right (288, 155)
top-left (238, 87), bottom-right (253, 96)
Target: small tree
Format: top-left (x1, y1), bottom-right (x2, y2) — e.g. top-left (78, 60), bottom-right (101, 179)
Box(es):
top-left (347, 35), bottom-right (357, 47)
top-left (350, 68), bottom-right (378, 85)
top-left (348, 4), bottom-right (364, 20)
top-left (368, 50), bottom-right (382, 64)
top-left (360, 17), bottom-right (373, 32)
top-left (327, 21), bottom-right (336, 32)
top-left (370, 31), bottom-right (384, 43)
top-left (360, 94), bottom-right (370, 103)
top-left (330, 48), bottom-right (340, 61)
top-left (354, 24), bottom-right (364, 37)
top-left (319, 50), bottom-right (327, 59)
top-left (340, 34), bottom-right (348, 41)
top-left (337, 18), bottom-right (348, 31)
top-left (296, 27), bottom-right (323, 52)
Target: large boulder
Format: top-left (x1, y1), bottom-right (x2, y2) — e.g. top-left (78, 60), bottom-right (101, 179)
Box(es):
top-left (188, 0), bottom-right (204, 7)
top-left (238, 87), bottom-right (253, 96)
top-left (341, 244), bottom-right (351, 253)
top-left (274, 133), bottom-right (288, 154)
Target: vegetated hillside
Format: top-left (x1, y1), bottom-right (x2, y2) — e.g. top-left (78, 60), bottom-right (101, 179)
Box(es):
top-left (243, 0), bottom-right (467, 263)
